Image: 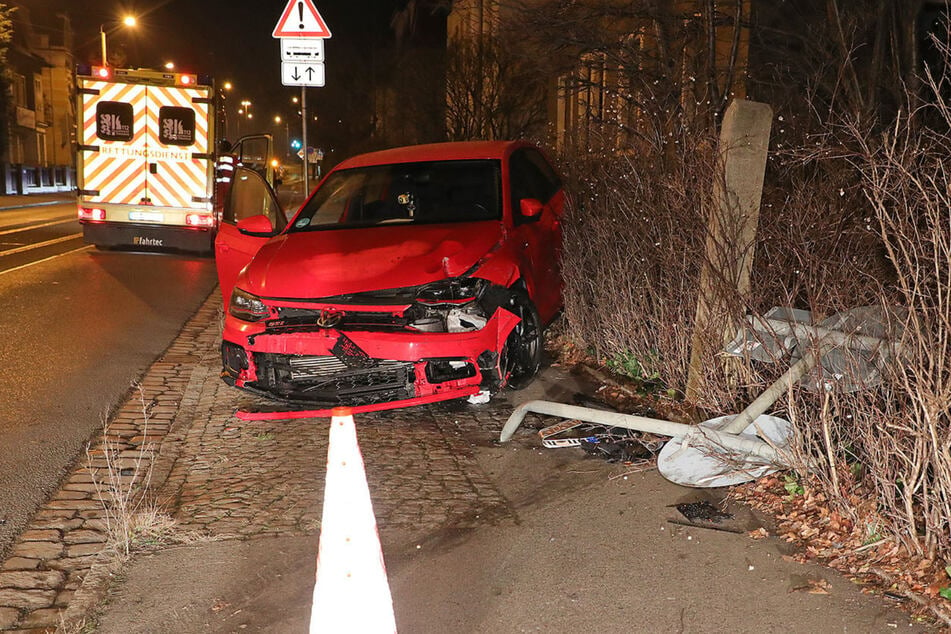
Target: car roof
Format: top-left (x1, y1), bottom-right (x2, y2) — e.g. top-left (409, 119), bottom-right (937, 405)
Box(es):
top-left (335, 140), bottom-right (532, 170)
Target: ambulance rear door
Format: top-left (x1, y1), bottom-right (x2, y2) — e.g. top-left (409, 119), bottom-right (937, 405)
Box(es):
top-left (78, 77), bottom-right (148, 207)
top-left (144, 84), bottom-right (213, 214)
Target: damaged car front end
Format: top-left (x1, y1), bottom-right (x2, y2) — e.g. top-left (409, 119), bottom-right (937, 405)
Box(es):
top-left (220, 277), bottom-right (541, 408)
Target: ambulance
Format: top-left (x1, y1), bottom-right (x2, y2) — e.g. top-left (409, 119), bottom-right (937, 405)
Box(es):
top-left (76, 65), bottom-right (217, 253)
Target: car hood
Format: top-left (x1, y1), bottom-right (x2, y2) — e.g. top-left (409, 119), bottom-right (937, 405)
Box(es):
top-left (241, 222), bottom-right (504, 299)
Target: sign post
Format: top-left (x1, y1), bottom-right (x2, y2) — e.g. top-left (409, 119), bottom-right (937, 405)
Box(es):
top-left (273, 0), bottom-right (332, 197)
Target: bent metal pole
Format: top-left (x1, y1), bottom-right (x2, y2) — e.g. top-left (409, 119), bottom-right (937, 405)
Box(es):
top-left (498, 400), bottom-right (783, 463)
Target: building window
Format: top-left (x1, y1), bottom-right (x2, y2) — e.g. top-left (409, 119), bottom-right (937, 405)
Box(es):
top-left (12, 74), bottom-right (27, 107)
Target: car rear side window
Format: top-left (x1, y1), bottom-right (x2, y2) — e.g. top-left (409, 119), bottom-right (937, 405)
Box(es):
top-left (509, 148), bottom-right (561, 224)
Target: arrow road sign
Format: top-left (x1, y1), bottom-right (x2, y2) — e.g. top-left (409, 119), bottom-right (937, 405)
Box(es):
top-left (281, 38), bottom-right (324, 62)
top-left (281, 61), bottom-right (325, 87)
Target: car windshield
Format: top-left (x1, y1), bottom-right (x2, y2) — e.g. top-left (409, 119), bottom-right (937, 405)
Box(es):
top-left (288, 159), bottom-right (502, 231)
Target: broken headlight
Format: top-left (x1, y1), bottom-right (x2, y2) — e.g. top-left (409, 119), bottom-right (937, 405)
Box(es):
top-left (410, 277), bottom-right (489, 332)
top-left (230, 288), bottom-right (269, 322)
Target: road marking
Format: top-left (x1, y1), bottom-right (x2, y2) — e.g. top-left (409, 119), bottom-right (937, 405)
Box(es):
top-left (0, 233), bottom-right (83, 257)
top-left (0, 244), bottom-right (93, 276)
top-left (0, 217), bottom-right (77, 236)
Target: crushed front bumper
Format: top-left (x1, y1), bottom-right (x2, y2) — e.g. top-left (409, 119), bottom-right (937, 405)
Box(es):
top-left (221, 305), bottom-right (519, 409)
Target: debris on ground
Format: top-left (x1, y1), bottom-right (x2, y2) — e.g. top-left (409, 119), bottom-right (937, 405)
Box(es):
top-left (672, 500), bottom-right (734, 523)
top-left (536, 416), bottom-right (664, 465)
top-left (790, 578), bottom-right (832, 595)
top-left (467, 390), bottom-right (491, 405)
top-left (664, 498), bottom-right (748, 534)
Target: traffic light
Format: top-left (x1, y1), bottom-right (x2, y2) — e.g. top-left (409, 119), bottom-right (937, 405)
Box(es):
top-left (290, 138), bottom-right (302, 150)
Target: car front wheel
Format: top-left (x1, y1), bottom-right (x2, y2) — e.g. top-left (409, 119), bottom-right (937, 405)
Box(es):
top-left (499, 291), bottom-right (542, 389)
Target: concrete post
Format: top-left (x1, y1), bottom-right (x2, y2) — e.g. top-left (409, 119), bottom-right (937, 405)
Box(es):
top-left (685, 99), bottom-right (773, 405)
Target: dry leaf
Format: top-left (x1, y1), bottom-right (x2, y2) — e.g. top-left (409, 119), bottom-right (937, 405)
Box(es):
top-left (748, 527), bottom-right (769, 540)
top-left (211, 598), bottom-right (230, 613)
top-left (807, 578), bottom-right (832, 595)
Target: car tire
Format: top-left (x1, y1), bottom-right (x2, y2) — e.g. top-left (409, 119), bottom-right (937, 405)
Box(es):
top-left (499, 290), bottom-right (542, 390)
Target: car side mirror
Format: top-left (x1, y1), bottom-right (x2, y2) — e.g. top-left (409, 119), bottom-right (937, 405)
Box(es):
top-left (236, 214), bottom-right (276, 236)
top-left (519, 198), bottom-right (544, 220)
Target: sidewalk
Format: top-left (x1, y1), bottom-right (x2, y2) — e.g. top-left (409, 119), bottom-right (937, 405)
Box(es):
top-left (0, 289), bottom-right (941, 633)
top-left (0, 192), bottom-right (75, 211)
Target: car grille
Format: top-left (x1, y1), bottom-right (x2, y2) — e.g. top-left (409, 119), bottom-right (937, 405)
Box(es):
top-left (252, 352), bottom-right (415, 405)
top-left (271, 307), bottom-right (408, 331)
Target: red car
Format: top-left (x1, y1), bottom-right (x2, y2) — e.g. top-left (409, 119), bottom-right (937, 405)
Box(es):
top-left (215, 140), bottom-right (565, 413)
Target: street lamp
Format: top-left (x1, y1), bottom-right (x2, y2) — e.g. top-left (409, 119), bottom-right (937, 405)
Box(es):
top-left (274, 115), bottom-right (290, 158)
top-left (100, 15), bottom-right (136, 67)
top-left (217, 81), bottom-right (234, 142)
top-left (238, 100), bottom-right (252, 136)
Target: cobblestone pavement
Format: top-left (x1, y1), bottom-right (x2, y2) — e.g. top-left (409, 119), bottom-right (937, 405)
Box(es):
top-left (0, 290), bottom-right (516, 632)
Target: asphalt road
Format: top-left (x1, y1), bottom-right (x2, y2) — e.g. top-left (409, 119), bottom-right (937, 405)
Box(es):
top-left (0, 199), bottom-right (218, 558)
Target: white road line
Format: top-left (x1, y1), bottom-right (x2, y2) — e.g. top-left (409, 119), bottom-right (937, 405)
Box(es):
top-left (0, 217), bottom-right (77, 236)
top-left (0, 233), bottom-right (83, 257)
top-left (0, 244), bottom-right (93, 276)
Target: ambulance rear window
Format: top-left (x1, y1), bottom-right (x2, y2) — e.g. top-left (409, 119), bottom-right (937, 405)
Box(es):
top-left (96, 101), bottom-right (134, 142)
top-left (158, 106), bottom-right (196, 146)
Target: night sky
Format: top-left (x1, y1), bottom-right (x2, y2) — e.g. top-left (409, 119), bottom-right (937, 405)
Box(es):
top-left (34, 0), bottom-right (429, 158)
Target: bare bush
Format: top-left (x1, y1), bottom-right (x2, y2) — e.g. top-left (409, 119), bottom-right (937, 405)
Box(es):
top-left (558, 130), bottom-right (725, 405)
top-left (842, 104), bottom-right (951, 558)
top-left (87, 387), bottom-right (174, 562)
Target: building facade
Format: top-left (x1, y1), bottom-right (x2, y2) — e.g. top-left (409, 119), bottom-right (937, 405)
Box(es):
top-left (446, 0), bottom-right (752, 151)
top-left (1, 1), bottom-right (75, 194)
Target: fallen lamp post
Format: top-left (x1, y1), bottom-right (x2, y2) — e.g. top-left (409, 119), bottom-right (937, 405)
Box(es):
top-left (500, 305), bottom-right (903, 487)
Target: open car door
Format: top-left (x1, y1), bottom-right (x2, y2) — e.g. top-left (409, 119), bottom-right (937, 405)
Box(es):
top-left (215, 165), bottom-right (286, 307)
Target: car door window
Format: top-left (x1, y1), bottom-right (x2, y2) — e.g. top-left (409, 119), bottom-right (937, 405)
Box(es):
top-left (224, 165), bottom-right (286, 230)
top-left (509, 148), bottom-right (561, 225)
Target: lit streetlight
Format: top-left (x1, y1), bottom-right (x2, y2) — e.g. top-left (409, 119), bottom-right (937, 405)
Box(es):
top-left (274, 115), bottom-right (290, 158)
top-left (100, 15), bottom-right (136, 67)
top-left (218, 81), bottom-right (234, 141)
top-left (237, 100), bottom-right (253, 137)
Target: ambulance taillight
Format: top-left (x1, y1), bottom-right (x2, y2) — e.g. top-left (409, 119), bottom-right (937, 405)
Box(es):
top-left (78, 207), bottom-right (106, 221)
top-left (185, 213), bottom-right (214, 228)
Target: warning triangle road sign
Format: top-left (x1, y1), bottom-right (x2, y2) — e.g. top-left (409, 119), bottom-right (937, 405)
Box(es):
top-left (272, 0), bottom-right (332, 39)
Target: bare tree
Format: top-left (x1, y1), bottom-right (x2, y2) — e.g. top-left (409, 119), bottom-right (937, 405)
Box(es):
top-left (444, 33), bottom-right (548, 140)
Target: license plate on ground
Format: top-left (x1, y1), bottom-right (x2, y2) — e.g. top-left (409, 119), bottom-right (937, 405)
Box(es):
top-left (129, 211), bottom-right (164, 222)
